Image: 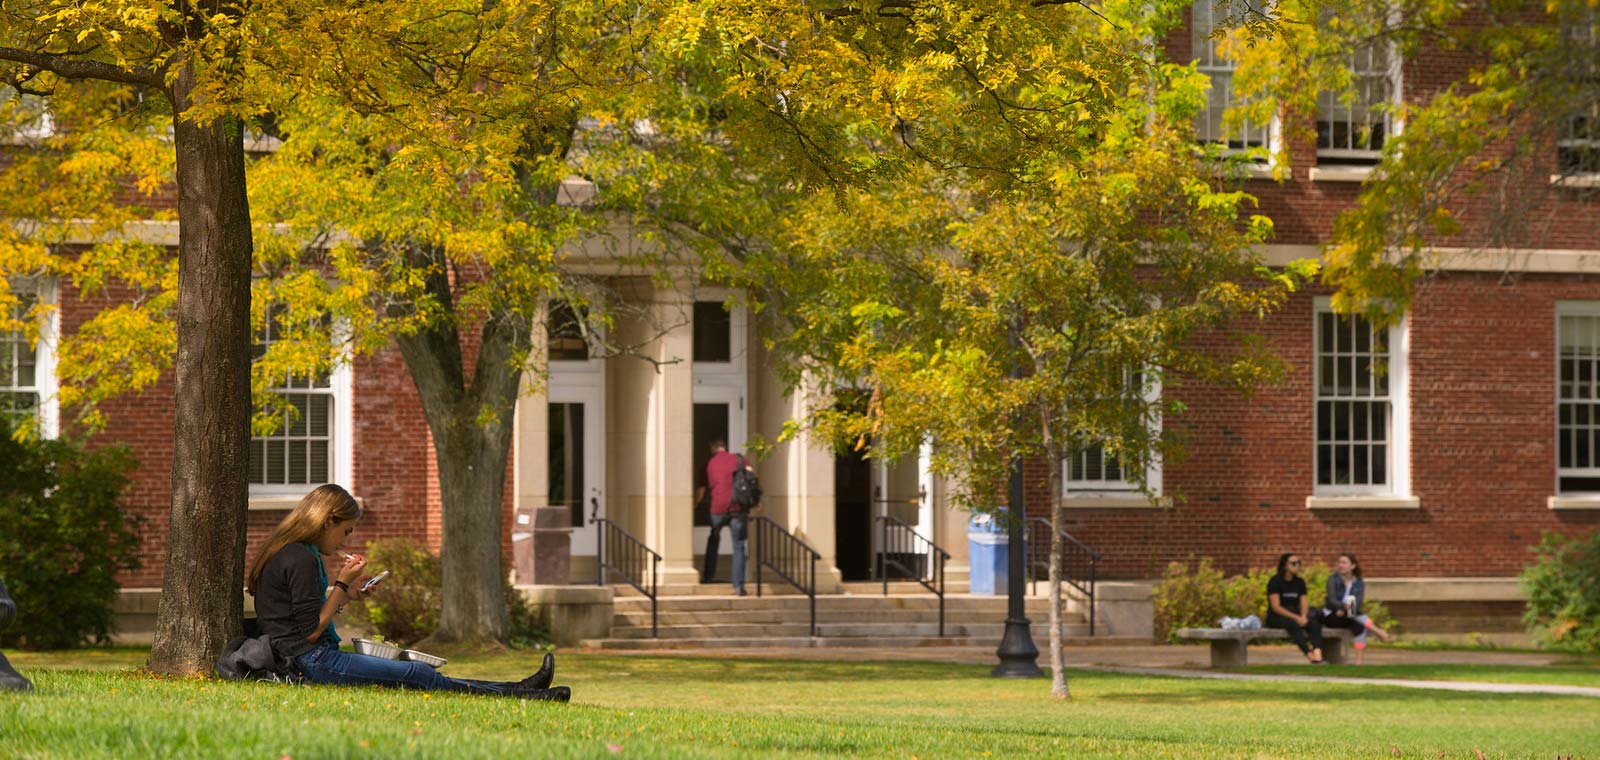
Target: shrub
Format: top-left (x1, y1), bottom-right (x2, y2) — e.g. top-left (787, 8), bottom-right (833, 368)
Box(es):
top-left (346, 538), bottom-right (552, 649)
top-left (0, 423), bottom-right (141, 649)
top-left (344, 538), bottom-right (440, 647)
top-left (1154, 557), bottom-right (1399, 643)
top-left (1522, 530), bottom-right (1600, 654)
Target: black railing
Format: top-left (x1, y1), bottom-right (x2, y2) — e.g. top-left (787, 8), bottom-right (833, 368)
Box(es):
top-left (751, 515), bottom-right (820, 637)
top-left (594, 517), bottom-right (661, 638)
top-left (872, 515), bottom-right (950, 636)
top-left (1026, 517), bottom-right (1100, 637)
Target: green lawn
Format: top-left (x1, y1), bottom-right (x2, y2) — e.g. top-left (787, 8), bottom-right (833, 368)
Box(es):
top-left (2, 649), bottom-right (1597, 759)
top-left (1237, 660), bottom-right (1600, 688)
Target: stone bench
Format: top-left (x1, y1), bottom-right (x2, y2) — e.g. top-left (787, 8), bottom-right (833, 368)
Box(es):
top-left (1176, 627), bottom-right (1353, 667)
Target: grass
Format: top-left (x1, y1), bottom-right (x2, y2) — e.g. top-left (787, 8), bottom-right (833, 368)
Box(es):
top-left (1236, 660), bottom-right (1600, 687)
top-left (3, 648), bottom-right (1598, 758)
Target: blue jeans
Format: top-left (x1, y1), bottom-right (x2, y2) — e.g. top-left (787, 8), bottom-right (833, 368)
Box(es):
top-left (702, 512), bottom-right (747, 591)
top-left (293, 639), bottom-right (509, 695)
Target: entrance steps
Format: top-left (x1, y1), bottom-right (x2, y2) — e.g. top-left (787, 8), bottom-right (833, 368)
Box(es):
top-left (580, 582), bottom-right (1123, 650)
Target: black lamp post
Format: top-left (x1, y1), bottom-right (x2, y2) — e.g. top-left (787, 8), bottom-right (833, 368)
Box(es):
top-left (993, 320), bottom-right (1043, 679)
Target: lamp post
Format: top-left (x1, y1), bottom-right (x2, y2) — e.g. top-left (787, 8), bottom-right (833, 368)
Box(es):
top-left (993, 319), bottom-right (1043, 679)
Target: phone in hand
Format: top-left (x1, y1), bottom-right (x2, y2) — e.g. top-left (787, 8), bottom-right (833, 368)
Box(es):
top-left (360, 570), bottom-right (391, 594)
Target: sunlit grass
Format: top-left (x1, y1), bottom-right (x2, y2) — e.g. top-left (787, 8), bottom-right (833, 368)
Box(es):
top-left (2, 650), bottom-right (1596, 758)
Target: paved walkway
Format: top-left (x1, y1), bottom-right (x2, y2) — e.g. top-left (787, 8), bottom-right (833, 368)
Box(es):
top-left (578, 643), bottom-right (1600, 696)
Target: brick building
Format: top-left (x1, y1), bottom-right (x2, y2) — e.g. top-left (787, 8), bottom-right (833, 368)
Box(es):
top-left (3, 4), bottom-right (1597, 638)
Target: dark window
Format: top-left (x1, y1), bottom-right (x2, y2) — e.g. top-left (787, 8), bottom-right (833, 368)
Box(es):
top-left (1, 288), bottom-right (38, 420)
top-left (692, 402), bottom-right (730, 527)
top-left (1315, 311), bottom-right (1390, 488)
top-left (693, 301), bottom-right (732, 363)
top-left (249, 305), bottom-right (334, 486)
top-left (547, 304), bottom-right (590, 361)
top-left (549, 402), bottom-right (587, 527)
top-left (1559, 313), bottom-right (1600, 493)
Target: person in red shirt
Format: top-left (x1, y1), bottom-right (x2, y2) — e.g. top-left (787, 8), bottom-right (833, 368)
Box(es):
top-left (696, 439), bottom-right (755, 595)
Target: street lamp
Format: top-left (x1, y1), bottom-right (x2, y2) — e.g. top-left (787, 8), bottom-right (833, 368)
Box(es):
top-left (993, 319), bottom-right (1043, 679)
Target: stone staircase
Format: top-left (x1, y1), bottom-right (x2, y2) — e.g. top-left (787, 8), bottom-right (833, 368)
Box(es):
top-left (579, 581), bottom-right (1136, 650)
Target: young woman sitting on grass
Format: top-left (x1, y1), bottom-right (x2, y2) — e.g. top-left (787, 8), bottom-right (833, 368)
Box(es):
top-left (247, 484), bottom-right (568, 701)
top-left (1319, 553), bottom-right (1392, 664)
top-left (1265, 552), bottom-right (1325, 664)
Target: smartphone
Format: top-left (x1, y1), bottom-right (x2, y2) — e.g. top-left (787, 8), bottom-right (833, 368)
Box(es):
top-left (360, 570), bottom-right (391, 594)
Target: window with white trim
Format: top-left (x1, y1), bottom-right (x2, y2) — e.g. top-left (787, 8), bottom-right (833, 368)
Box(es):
top-left (1314, 300), bottom-right (1408, 494)
top-left (1063, 370), bottom-right (1163, 496)
top-left (1558, 304), bottom-right (1600, 494)
top-left (1316, 30), bottom-right (1398, 165)
top-left (1559, 8), bottom-right (1600, 177)
top-left (3, 93), bottom-right (53, 143)
top-left (249, 306), bottom-right (349, 492)
top-left (1193, 1), bottom-right (1269, 152)
top-left (1, 279), bottom-right (57, 436)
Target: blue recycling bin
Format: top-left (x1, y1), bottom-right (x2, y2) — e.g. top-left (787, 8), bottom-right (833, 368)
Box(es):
top-left (967, 508), bottom-right (1020, 595)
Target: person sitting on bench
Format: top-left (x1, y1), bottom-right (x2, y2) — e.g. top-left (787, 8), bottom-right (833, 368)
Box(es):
top-left (1319, 553), bottom-right (1391, 664)
top-left (1265, 552), bottom-right (1325, 664)
top-left (248, 484), bottom-right (568, 701)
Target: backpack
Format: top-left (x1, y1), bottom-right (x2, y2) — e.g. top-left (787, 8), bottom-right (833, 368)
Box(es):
top-left (731, 455), bottom-right (763, 509)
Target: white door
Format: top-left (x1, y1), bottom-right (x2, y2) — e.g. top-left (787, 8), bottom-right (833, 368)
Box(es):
top-left (691, 382), bottom-right (747, 557)
top-left (547, 380), bottom-right (605, 556)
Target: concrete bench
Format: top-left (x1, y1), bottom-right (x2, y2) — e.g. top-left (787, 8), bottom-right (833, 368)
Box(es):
top-left (1176, 627), bottom-right (1353, 667)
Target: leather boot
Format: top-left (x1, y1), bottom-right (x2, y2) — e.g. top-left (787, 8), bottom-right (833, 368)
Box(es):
top-left (518, 652), bottom-right (555, 690)
top-left (511, 684), bottom-right (571, 702)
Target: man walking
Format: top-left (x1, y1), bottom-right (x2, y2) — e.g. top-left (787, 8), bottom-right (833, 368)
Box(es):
top-left (696, 439), bottom-right (756, 595)
top-left (0, 578), bottom-right (33, 691)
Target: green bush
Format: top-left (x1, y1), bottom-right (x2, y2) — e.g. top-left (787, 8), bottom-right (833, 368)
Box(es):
top-left (1521, 530), bottom-right (1600, 654)
top-left (346, 538), bottom-right (552, 649)
top-left (1154, 557), bottom-right (1398, 643)
top-left (345, 538), bottom-right (440, 647)
top-left (0, 423), bottom-right (141, 649)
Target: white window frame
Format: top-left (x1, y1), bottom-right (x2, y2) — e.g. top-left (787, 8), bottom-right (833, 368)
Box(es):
top-left (1315, 28), bottom-right (1402, 165)
top-left (2, 277), bottom-right (59, 438)
top-left (248, 311), bottom-right (353, 500)
top-left (1193, 1), bottom-right (1273, 157)
top-left (1556, 302), bottom-right (1600, 495)
top-left (3, 93), bottom-right (54, 144)
top-left (1312, 297), bottom-right (1410, 497)
top-left (1061, 370), bottom-right (1164, 499)
top-left (688, 287), bottom-right (748, 381)
top-left (1557, 9), bottom-right (1600, 180)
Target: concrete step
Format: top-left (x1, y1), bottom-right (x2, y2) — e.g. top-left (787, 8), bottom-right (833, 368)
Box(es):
top-left (610, 608), bottom-right (1089, 627)
top-left (579, 634), bottom-right (1147, 650)
top-left (606, 621), bottom-right (1092, 640)
top-left (611, 595), bottom-right (1072, 613)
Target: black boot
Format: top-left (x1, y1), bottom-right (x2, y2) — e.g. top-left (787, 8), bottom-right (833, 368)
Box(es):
top-left (518, 652), bottom-right (555, 690)
top-left (0, 650), bottom-right (31, 692)
top-left (511, 684), bottom-right (571, 702)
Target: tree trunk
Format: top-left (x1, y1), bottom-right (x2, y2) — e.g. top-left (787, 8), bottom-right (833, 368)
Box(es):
top-left (149, 61), bottom-right (255, 676)
top-left (394, 296), bottom-right (529, 646)
top-left (1044, 429), bottom-right (1070, 699)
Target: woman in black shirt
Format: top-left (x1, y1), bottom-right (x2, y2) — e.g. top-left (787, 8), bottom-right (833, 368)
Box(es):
top-left (247, 484), bottom-right (567, 700)
top-left (1265, 552), bottom-right (1325, 664)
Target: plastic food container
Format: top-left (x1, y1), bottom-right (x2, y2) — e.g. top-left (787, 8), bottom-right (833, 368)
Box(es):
top-left (352, 638), bottom-right (402, 660)
top-left (401, 649), bottom-right (448, 669)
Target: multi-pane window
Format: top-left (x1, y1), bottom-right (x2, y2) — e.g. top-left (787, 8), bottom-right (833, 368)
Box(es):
top-left (693, 300), bottom-right (732, 363)
top-left (1064, 371), bottom-right (1161, 494)
top-left (1, 287), bottom-right (39, 420)
top-left (1559, 8), bottom-right (1600, 176)
top-left (1193, 1), bottom-right (1269, 151)
top-left (1558, 308), bottom-right (1600, 493)
top-left (1315, 310), bottom-right (1392, 490)
top-left (547, 304), bottom-right (590, 362)
top-left (1316, 39), bottom-right (1397, 164)
top-left (248, 308), bottom-right (334, 488)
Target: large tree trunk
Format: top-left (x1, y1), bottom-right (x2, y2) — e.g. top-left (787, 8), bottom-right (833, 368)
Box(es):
top-left (392, 271), bottom-right (529, 645)
top-left (149, 61), bottom-right (254, 676)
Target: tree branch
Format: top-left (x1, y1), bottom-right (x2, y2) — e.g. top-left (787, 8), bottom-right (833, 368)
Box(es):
top-left (0, 47), bottom-right (160, 86)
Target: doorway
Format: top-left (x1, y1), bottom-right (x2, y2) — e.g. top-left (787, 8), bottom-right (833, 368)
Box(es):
top-left (834, 447), bottom-right (873, 581)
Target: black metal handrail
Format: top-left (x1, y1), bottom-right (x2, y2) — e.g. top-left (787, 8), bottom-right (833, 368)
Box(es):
top-left (751, 515), bottom-right (820, 637)
top-left (593, 517), bottom-right (661, 638)
top-left (873, 515), bottom-right (950, 636)
top-left (1026, 516), bottom-right (1101, 636)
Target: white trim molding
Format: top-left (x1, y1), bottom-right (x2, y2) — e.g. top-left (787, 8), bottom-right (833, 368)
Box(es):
top-left (1311, 296), bottom-right (1411, 500)
top-left (1307, 495), bottom-right (1421, 510)
top-left (1061, 494), bottom-right (1169, 509)
top-left (1548, 495), bottom-right (1600, 510)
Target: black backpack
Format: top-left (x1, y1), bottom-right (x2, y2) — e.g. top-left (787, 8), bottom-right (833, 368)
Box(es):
top-left (731, 455), bottom-right (763, 509)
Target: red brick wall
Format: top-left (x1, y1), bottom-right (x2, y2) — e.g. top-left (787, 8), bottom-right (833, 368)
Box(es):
top-left (1025, 275), bottom-right (1600, 579)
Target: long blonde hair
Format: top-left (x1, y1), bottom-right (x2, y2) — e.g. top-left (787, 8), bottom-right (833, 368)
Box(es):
top-left (246, 484), bottom-right (362, 595)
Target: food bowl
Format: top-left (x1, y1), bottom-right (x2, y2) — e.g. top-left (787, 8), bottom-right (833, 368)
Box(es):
top-left (352, 638), bottom-right (402, 660)
top-left (401, 649), bottom-right (448, 669)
